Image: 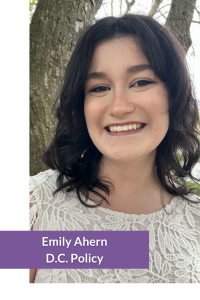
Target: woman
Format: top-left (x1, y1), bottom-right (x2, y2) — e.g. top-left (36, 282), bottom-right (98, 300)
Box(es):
top-left (30, 14), bottom-right (200, 283)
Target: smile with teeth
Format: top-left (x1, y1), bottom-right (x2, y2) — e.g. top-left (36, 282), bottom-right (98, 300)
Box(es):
top-left (108, 123), bottom-right (145, 132)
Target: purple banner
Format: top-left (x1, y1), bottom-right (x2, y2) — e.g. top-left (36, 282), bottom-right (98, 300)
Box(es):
top-left (0, 231), bottom-right (149, 269)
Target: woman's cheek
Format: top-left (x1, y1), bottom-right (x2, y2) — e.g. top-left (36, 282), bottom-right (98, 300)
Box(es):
top-left (85, 97), bottom-right (106, 124)
top-left (147, 95), bottom-right (169, 120)
top-left (84, 104), bottom-right (98, 139)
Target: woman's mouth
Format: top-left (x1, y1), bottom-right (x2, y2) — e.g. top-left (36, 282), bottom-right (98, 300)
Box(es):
top-left (104, 123), bottom-right (146, 136)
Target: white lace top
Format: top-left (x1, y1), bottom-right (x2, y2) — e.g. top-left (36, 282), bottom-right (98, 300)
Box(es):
top-left (30, 169), bottom-right (200, 283)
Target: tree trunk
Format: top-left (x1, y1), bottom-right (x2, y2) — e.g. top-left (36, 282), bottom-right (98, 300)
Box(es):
top-left (30, 0), bottom-right (103, 176)
top-left (165, 0), bottom-right (196, 53)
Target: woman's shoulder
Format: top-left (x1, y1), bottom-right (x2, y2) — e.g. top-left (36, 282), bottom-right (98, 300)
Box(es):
top-left (173, 192), bottom-right (200, 209)
top-left (29, 169), bottom-right (59, 230)
top-left (172, 193), bottom-right (200, 231)
top-left (184, 193), bottom-right (200, 210)
top-left (30, 169), bottom-right (58, 192)
top-left (185, 193), bottom-right (200, 219)
top-left (29, 169), bottom-right (80, 230)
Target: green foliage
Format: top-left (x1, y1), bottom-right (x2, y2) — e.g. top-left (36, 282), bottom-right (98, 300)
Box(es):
top-left (185, 180), bottom-right (200, 196)
top-left (175, 148), bottom-right (200, 196)
top-left (29, 0), bottom-right (38, 23)
top-left (176, 151), bottom-right (200, 163)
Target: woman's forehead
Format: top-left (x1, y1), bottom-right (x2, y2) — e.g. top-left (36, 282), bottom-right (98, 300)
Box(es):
top-left (88, 37), bottom-right (149, 73)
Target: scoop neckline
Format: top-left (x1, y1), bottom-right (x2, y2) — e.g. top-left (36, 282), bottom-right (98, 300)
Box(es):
top-left (85, 195), bottom-right (179, 218)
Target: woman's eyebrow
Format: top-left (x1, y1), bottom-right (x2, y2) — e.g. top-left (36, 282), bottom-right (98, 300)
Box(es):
top-left (85, 64), bottom-right (153, 82)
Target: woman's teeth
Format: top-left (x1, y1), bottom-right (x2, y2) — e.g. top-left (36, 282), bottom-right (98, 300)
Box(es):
top-left (108, 124), bottom-right (144, 132)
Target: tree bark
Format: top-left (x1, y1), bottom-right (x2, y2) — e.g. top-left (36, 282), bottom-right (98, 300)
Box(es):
top-left (30, 0), bottom-right (103, 176)
top-left (165, 0), bottom-right (196, 53)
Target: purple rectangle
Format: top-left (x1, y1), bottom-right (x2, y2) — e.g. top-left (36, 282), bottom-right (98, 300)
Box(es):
top-left (0, 231), bottom-right (149, 269)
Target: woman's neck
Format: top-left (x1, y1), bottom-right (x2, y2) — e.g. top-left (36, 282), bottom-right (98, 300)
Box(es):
top-left (88, 151), bottom-right (173, 214)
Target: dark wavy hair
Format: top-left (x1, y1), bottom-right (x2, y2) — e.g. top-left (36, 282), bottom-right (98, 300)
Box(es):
top-left (43, 14), bottom-right (200, 207)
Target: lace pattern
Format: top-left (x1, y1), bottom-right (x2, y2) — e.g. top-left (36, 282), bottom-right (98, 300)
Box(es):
top-left (30, 169), bottom-right (200, 283)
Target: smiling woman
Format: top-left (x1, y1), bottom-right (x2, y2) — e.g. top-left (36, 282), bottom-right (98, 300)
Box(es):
top-left (30, 14), bottom-right (200, 283)
top-left (84, 37), bottom-right (169, 176)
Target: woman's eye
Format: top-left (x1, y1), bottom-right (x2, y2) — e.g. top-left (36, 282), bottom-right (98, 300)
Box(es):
top-left (90, 86), bottom-right (110, 93)
top-left (89, 80), bottom-right (154, 93)
top-left (132, 80), bottom-right (154, 87)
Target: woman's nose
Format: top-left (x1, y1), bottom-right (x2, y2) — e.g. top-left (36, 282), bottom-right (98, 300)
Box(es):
top-left (108, 90), bottom-right (136, 116)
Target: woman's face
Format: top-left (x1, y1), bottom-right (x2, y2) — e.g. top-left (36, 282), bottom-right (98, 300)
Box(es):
top-left (84, 37), bottom-right (169, 162)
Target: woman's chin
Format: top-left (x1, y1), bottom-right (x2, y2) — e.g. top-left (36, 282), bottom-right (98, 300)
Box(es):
top-left (102, 151), bottom-right (144, 162)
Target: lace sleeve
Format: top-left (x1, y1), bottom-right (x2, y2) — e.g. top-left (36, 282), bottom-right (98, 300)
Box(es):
top-left (29, 175), bottom-right (42, 231)
top-left (29, 169), bottom-right (58, 230)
